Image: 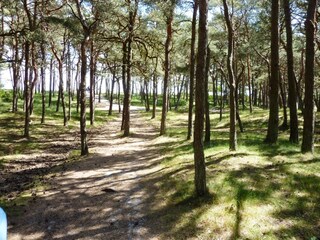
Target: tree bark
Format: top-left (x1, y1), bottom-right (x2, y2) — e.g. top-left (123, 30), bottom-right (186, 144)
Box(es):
top-left (152, 59), bottom-right (158, 119)
top-left (80, 38), bottom-right (89, 155)
top-left (194, 0), bottom-right (208, 197)
top-left (40, 43), bottom-right (46, 124)
top-left (49, 57), bottom-right (53, 107)
top-left (89, 41), bottom-right (97, 126)
top-left (283, 0), bottom-right (299, 143)
top-left (23, 41), bottom-right (30, 138)
top-left (265, 0), bottom-right (279, 144)
top-left (160, 4), bottom-right (174, 136)
top-left (204, 46), bottom-right (211, 143)
top-left (279, 73), bottom-right (288, 130)
top-left (223, 0), bottom-right (237, 151)
top-left (109, 68), bottom-right (116, 116)
top-left (187, 0), bottom-right (198, 140)
top-left (301, 0), bottom-right (317, 153)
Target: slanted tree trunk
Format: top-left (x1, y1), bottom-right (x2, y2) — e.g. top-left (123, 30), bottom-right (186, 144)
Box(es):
top-left (265, 0), bottom-right (279, 144)
top-left (194, 0), bottom-right (208, 197)
top-left (283, 0), bottom-right (299, 143)
top-left (301, 0), bottom-right (317, 153)
top-left (223, 0), bottom-right (237, 151)
top-left (187, 0), bottom-right (198, 140)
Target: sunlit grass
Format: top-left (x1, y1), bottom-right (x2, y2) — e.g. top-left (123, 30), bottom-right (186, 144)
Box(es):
top-left (145, 107), bottom-right (320, 239)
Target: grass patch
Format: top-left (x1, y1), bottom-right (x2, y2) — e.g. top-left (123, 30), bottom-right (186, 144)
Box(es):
top-left (145, 107), bottom-right (320, 239)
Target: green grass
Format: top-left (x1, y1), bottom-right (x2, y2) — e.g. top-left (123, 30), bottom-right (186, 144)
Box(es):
top-left (144, 107), bottom-right (320, 239)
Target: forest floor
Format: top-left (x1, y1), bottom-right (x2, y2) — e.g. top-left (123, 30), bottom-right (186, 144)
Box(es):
top-left (1, 100), bottom-right (320, 240)
top-left (3, 108), bottom-right (169, 240)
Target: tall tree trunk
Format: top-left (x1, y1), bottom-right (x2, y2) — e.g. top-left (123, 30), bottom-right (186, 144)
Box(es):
top-left (160, 5), bottom-right (174, 136)
top-left (301, 0), bottom-right (317, 153)
top-left (283, 0), bottom-right (299, 143)
top-left (40, 43), bottom-right (46, 124)
top-left (109, 70), bottom-right (116, 116)
top-left (57, 59), bottom-right (67, 126)
top-left (89, 41), bottom-right (96, 125)
top-left (80, 38), bottom-right (89, 155)
top-left (219, 74), bottom-right (224, 121)
top-left (49, 57), bottom-right (53, 107)
top-left (279, 73), bottom-right (288, 130)
top-left (144, 79), bottom-right (150, 111)
top-left (223, 0), bottom-right (237, 151)
top-left (187, 0), bottom-right (198, 140)
top-left (29, 42), bottom-right (38, 116)
top-left (117, 78), bottom-right (121, 113)
top-left (67, 41), bottom-right (72, 121)
top-left (152, 60), bottom-right (158, 119)
top-left (194, 0), bottom-right (208, 197)
top-left (265, 0), bottom-right (279, 143)
top-left (12, 35), bottom-right (20, 113)
top-left (175, 75), bottom-right (185, 110)
top-left (121, 42), bottom-right (127, 131)
top-left (24, 41), bottom-right (30, 138)
top-left (204, 47), bottom-right (211, 143)
top-left (247, 55), bottom-right (253, 113)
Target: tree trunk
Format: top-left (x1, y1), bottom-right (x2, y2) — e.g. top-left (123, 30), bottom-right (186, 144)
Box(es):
top-left (175, 75), bottom-right (185, 110)
top-left (144, 79), bottom-right (150, 112)
top-left (279, 73), bottom-right (288, 130)
top-left (40, 43), bottom-right (46, 124)
top-left (121, 41), bottom-right (127, 131)
top-left (160, 6), bottom-right (174, 136)
top-left (80, 38), bottom-right (89, 155)
top-left (204, 47), bottom-right (211, 143)
top-left (219, 74), bottom-right (224, 121)
top-left (152, 61), bottom-right (158, 119)
top-left (12, 34), bottom-right (20, 113)
top-left (187, 0), bottom-right (198, 140)
top-left (67, 41), bottom-right (72, 121)
top-left (223, 0), bottom-right (237, 151)
top-left (89, 41), bottom-right (96, 126)
top-left (109, 75), bottom-right (116, 116)
top-left (49, 57), bottom-right (53, 107)
top-left (247, 55), bottom-right (253, 113)
top-left (301, 0), bottom-right (317, 153)
top-left (194, 0), bottom-right (208, 197)
top-left (283, 0), bottom-right (299, 143)
top-left (24, 41), bottom-right (30, 138)
top-left (29, 42), bottom-right (38, 116)
top-left (265, 0), bottom-right (279, 144)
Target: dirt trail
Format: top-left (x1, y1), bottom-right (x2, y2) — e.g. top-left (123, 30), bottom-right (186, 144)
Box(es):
top-left (8, 111), bottom-right (164, 240)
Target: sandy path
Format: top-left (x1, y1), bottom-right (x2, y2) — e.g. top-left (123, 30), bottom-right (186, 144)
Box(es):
top-left (8, 111), bottom-right (163, 240)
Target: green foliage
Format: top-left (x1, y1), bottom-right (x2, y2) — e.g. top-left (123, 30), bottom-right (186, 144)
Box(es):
top-left (0, 90), bottom-right (12, 103)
